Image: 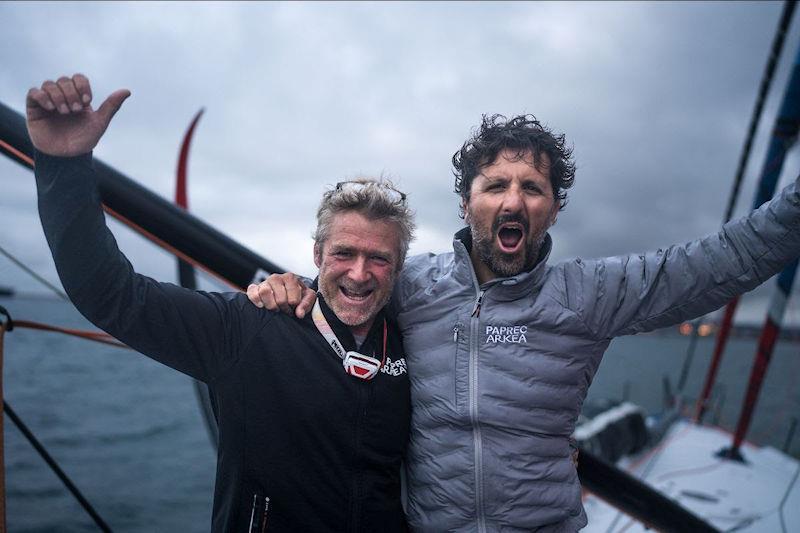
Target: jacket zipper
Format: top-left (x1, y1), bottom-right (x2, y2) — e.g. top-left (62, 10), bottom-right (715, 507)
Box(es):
top-left (469, 289), bottom-right (487, 533)
top-left (471, 290), bottom-right (484, 317)
top-left (248, 493), bottom-right (270, 532)
top-left (248, 494), bottom-right (257, 532)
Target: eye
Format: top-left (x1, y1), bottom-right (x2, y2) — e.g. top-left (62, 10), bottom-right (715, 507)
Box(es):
top-left (332, 250), bottom-right (352, 258)
top-left (523, 182), bottom-right (543, 194)
top-left (370, 255), bottom-right (390, 266)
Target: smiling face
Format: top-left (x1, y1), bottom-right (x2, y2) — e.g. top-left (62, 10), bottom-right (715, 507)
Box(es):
top-left (464, 148), bottom-right (558, 284)
top-left (315, 210), bottom-right (401, 334)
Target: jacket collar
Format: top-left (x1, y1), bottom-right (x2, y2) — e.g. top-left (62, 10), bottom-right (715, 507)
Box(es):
top-left (309, 277), bottom-right (387, 354)
top-left (452, 227), bottom-right (552, 301)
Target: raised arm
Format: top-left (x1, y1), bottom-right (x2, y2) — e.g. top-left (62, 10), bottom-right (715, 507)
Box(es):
top-left (563, 177), bottom-right (800, 340)
top-left (29, 74), bottom-right (265, 382)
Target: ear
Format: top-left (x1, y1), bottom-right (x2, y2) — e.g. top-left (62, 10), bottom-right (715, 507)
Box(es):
top-left (548, 207), bottom-right (558, 227)
top-left (461, 198), bottom-right (471, 224)
top-left (313, 242), bottom-right (322, 268)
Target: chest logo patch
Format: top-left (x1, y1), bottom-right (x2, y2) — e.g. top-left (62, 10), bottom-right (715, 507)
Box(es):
top-left (485, 325), bottom-right (528, 344)
top-left (381, 357), bottom-right (407, 376)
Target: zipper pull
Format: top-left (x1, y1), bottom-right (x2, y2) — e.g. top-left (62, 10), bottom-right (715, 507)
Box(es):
top-left (261, 497), bottom-right (270, 532)
top-left (453, 325), bottom-right (459, 342)
top-left (471, 290), bottom-right (485, 318)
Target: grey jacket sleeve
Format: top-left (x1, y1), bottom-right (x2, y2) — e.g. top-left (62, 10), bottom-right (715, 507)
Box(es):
top-left (561, 176), bottom-right (800, 340)
top-left (35, 151), bottom-right (269, 383)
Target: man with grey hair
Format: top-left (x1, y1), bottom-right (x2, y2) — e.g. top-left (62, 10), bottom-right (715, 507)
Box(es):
top-left (28, 74), bottom-right (414, 531)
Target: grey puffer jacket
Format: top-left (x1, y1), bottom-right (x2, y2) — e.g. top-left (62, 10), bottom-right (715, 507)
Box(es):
top-left (394, 177), bottom-right (800, 532)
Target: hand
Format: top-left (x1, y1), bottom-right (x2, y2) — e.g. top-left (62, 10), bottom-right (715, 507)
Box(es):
top-left (26, 73), bottom-right (130, 157)
top-left (247, 273), bottom-right (316, 319)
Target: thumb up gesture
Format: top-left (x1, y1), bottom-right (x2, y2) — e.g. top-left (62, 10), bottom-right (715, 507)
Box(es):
top-left (26, 73), bottom-right (130, 157)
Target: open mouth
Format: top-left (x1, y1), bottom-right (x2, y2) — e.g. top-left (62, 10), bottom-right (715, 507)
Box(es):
top-left (497, 223), bottom-right (524, 252)
top-left (340, 285), bottom-right (374, 301)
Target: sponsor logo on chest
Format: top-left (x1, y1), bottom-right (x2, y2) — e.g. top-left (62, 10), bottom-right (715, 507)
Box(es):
top-left (381, 356), bottom-right (407, 376)
top-left (484, 325), bottom-right (528, 344)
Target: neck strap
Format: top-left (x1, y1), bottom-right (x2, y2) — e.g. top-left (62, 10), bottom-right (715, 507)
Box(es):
top-left (311, 298), bottom-right (387, 380)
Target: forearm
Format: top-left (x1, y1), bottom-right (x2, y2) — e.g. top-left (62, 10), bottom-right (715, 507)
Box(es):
top-left (36, 152), bottom-right (125, 310)
top-left (574, 175), bottom-right (800, 338)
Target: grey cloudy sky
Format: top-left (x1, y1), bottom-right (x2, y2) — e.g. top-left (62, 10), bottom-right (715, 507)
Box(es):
top-left (2, 1), bottom-right (800, 324)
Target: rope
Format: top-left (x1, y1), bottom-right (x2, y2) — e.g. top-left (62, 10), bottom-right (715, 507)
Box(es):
top-left (12, 320), bottom-right (129, 349)
top-left (722, 0), bottom-right (797, 222)
top-left (4, 402), bottom-right (113, 532)
top-left (0, 243), bottom-right (68, 300)
top-left (0, 308), bottom-right (122, 531)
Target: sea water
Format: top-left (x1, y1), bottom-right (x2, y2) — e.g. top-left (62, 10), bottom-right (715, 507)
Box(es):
top-left (2, 295), bottom-right (798, 532)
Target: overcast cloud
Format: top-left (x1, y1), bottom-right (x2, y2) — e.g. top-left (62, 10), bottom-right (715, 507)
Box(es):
top-left (2, 1), bottom-right (800, 324)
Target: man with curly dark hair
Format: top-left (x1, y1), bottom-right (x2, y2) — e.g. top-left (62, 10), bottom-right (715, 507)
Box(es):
top-left (451, 113), bottom-right (575, 282)
top-left (251, 113), bottom-right (800, 531)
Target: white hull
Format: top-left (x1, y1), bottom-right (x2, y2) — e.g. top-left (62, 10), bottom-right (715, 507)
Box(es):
top-left (583, 419), bottom-right (800, 532)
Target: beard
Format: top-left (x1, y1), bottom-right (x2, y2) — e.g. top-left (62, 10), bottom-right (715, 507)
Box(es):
top-left (318, 270), bottom-right (396, 328)
top-left (470, 213), bottom-right (547, 278)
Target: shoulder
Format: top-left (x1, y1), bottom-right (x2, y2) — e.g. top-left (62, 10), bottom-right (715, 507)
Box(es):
top-left (210, 290), bottom-right (281, 328)
top-left (399, 251), bottom-right (455, 289)
top-left (393, 251), bottom-right (455, 310)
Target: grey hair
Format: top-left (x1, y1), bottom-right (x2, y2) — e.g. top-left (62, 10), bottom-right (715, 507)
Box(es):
top-left (313, 177), bottom-right (415, 268)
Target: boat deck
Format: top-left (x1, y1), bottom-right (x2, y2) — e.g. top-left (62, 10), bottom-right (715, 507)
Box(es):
top-left (583, 419), bottom-right (800, 532)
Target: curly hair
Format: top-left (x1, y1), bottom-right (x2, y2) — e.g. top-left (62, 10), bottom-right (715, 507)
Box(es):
top-left (452, 114), bottom-right (576, 217)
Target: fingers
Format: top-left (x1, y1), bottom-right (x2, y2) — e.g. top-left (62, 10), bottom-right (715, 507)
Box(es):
top-left (57, 76), bottom-right (83, 112)
top-left (27, 73), bottom-right (94, 117)
top-left (43, 80), bottom-right (68, 114)
top-left (269, 276), bottom-right (295, 315)
top-left (246, 284), bottom-right (264, 308)
top-left (247, 281), bottom-right (280, 311)
top-left (73, 73), bottom-right (93, 106)
top-left (26, 87), bottom-right (55, 119)
top-left (284, 276), bottom-right (304, 308)
top-left (295, 287), bottom-right (317, 319)
top-left (246, 274), bottom-right (312, 317)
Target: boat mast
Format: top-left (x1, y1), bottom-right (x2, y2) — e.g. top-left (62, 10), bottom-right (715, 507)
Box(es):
top-left (695, 0), bottom-right (798, 423)
top-left (717, 39), bottom-right (800, 461)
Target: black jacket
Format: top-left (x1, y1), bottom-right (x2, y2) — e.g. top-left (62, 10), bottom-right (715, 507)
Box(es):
top-left (35, 152), bottom-right (411, 532)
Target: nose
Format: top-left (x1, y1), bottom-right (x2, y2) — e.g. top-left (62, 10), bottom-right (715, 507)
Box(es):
top-left (501, 185), bottom-right (525, 213)
top-left (348, 256), bottom-right (371, 284)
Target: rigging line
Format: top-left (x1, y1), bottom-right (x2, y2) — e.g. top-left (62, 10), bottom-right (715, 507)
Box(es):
top-left (778, 462), bottom-right (800, 533)
top-left (697, 0), bottom-right (798, 423)
top-left (12, 319), bottom-right (129, 349)
top-left (0, 242), bottom-right (67, 300)
top-left (3, 401), bottom-right (113, 533)
top-left (0, 138), bottom-right (32, 167)
top-left (101, 205), bottom-right (242, 292)
top-left (723, 0), bottom-right (797, 222)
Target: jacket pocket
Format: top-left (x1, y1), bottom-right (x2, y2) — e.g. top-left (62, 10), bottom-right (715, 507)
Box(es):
top-left (247, 492), bottom-right (271, 533)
